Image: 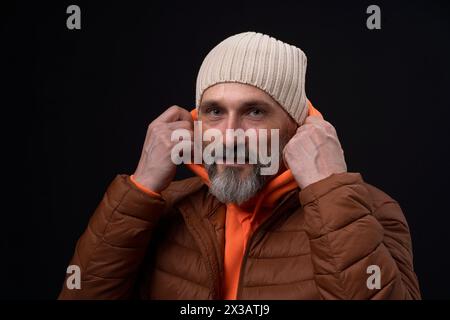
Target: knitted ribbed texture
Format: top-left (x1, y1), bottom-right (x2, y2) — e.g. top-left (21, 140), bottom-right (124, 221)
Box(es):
top-left (196, 32), bottom-right (308, 124)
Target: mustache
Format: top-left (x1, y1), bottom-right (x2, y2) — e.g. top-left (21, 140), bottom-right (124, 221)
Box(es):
top-left (204, 143), bottom-right (259, 163)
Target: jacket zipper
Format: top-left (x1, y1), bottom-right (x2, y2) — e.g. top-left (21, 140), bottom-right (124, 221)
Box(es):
top-left (235, 190), bottom-right (299, 299)
top-left (181, 189), bottom-right (299, 300)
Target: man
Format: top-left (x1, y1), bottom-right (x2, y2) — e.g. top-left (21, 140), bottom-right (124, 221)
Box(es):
top-left (59, 32), bottom-right (420, 299)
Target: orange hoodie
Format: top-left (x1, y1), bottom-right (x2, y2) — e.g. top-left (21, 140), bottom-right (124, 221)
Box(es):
top-left (132, 101), bottom-right (323, 299)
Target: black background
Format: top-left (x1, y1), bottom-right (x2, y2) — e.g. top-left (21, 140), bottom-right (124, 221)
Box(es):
top-left (2, 0), bottom-right (450, 299)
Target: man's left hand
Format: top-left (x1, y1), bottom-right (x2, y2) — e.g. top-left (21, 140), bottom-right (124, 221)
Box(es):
top-left (283, 116), bottom-right (347, 189)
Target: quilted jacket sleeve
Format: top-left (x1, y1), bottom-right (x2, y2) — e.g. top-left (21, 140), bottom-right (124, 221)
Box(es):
top-left (299, 172), bottom-right (421, 300)
top-left (58, 175), bottom-right (165, 299)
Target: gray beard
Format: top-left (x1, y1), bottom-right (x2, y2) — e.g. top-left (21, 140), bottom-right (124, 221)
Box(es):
top-left (205, 163), bottom-right (271, 205)
top-left (203, 134), bottom-right (290, 205)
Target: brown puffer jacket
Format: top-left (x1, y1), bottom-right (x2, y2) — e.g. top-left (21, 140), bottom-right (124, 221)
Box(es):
top-left (59, 172), bottom-right (420, 299)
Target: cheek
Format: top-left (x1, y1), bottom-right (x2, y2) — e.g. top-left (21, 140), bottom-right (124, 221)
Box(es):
top-left (201, 120), bottom-right (228, 135)
top-left (241, 120), bottom-right (270, 131)
top-left (200, 121), bottom-right (224, 144)
top-left (284, 123), bottom-right (298, 141)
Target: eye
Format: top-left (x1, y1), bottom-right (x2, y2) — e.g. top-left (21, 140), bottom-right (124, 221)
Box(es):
top-left (248, 107), bottom-right (265, 118)
top-left (205, 106), bottom-right (223, 117)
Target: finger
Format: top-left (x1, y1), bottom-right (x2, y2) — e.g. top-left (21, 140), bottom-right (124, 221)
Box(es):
top-left (156, 105), bottom-right (193, 123)
top-left (303, 116), bottom-right (338, 135)
top-left (303, 120), bottom-right (338, 139)
top-left (170, 131), bottom-right (196, 164)
top-left (297, 123), bottom-right (330, 147)
top-left (169, 128), bottom-right (194, 144)
top-left (167, 120), bottom-right (194, 131)
top-left (176, 140), bottom-right (197, 164)
top-left (296, 123), bottom-right (322, 134)
top-left (286, 131), bottom-right (317, 156)
top-left (303, 115), bottom-right (324, 125)
top-left (146, 120), bottom-right (191, 143)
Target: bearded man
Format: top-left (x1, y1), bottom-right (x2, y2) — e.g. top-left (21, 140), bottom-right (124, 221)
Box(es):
top-left (59, 32), bottom-right (420, 300)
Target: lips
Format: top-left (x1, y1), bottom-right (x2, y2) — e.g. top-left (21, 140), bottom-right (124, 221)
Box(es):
top-left (215, 154), bottom-right (254, 164)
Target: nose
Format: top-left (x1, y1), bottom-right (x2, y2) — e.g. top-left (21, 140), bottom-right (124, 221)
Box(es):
top-left (223, 112), bottom-right (242, 146)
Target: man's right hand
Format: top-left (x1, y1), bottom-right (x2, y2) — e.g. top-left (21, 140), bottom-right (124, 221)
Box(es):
top-left (133, 106), bottom-right (193, 193)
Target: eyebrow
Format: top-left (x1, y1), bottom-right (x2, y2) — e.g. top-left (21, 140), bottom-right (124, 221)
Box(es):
top-left (199, 99), bottom-right (273, 110)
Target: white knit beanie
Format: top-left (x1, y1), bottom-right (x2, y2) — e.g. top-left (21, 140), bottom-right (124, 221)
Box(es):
top-left (196, 31), bottom-right (308, 124)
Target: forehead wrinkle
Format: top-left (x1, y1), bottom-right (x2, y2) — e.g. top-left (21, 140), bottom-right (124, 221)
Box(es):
top-left (204, 83), bottom-right (272, 102)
